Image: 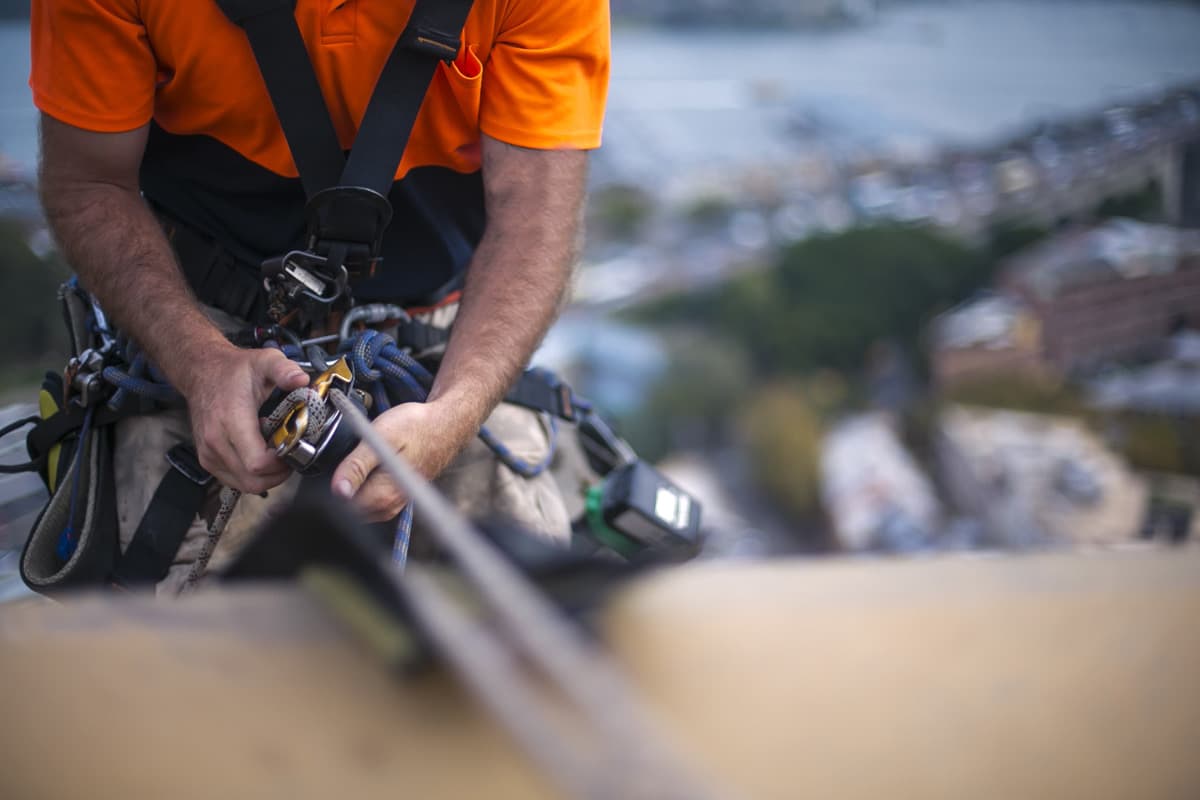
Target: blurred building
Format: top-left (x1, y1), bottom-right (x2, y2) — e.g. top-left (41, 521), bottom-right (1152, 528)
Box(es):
top-left (930, 293), bottom-right (1048, 386)
top-left (1090, 330), bottom-right (1200, 416)
top-left (937, 406), bottom-right (1146, 548)
top-left (820, 412), bottom-right (941, 552)
top-left (1002, 220), bottom-right (1200, 371)
top-left (932, 220), bottom-right (1200, 383)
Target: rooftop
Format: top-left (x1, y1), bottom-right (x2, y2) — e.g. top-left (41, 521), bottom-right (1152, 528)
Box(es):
top-left (1005, 219), bottom-right (1200, 302)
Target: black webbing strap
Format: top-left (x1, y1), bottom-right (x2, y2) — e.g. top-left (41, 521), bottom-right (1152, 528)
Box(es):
top-left (340, 0), bottom-right (474, 196)
top-left (505, 370), bottom-right (579, 423)
top-left (213, 0), bottom-right (344, 199)
top-left (110, 444), bottom-right (212, 587)
top-left (395, 316), bottom-right (452, 354)
top-left (0, 414), bottom-right (40, 474)
top-left (25, 405), bottom-right (131, 469)
top-left (213, 0), bottom-right (475, 199)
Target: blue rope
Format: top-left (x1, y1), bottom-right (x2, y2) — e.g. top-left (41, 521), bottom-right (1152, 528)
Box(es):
top-left (392, 504), bottom-right (413, 568)
top-left (343, 329), bottom-right (558, 568)
top-left (478, 416), bottom-right (559, 478)
top-left (55, 407), bottom-right (95, 564)
top-left (101, 365), bottom-right (181, 405)
top-left (59, 317), bottom-right (557, 569)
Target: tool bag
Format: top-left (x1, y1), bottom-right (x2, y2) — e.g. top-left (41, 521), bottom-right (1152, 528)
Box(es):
top-left (19, 283), bottom-right (122, 593)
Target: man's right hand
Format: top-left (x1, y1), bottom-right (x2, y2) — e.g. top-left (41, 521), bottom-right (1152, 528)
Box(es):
top-left (180, 345), bottom-right (311, 494)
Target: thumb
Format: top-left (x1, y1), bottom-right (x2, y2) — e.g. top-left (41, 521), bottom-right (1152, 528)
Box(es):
top-left (332, 441), bottom-right (379, 501)
top-left (259, 349), bottom-right (310, 392)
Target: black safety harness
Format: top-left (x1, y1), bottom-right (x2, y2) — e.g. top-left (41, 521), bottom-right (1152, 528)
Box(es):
top-left (12, 0), bottom-right (701, 595)
top-left (121, 0), bottom-right (483, 586)
top-left (216, 0), bottom-right (474, 334)
top-left (21, 0), bottom-right (487, 591)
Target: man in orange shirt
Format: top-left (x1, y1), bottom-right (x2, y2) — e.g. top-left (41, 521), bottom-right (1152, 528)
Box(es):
top-left (30, 0), bottom-right (611, 589)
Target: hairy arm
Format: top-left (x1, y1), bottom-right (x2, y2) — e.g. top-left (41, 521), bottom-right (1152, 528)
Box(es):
top-left (38, 116), bottom-right (227, 381)
top-left (38, 114), bottom-right (307, 492)
top-left (333, 136), bottom-right (588, 515)
top-left (430, 138), bottom-right (587, 441)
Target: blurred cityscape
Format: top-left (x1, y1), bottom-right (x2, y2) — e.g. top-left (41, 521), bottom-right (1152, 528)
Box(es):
top-left (2, 0), bottom-right (1200, 589)
top-left (551, 0), bottom-right (1200, 560)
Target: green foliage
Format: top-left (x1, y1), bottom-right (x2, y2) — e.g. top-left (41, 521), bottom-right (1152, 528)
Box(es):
top-left (936, 374), bottom-right (1200, 478)
top-left (985, 221), bottom-right (1051, 260)
top-left (587, 184), bottom-right (655, 242)
top-left (1114, 415), bottom-right (1200, 477)
top-left (618, 331), bottom-right (751, 462)
top-left (0, 221), bottom-right (69, 384)
top-left (1093, 179), bottom-right (1164, 223)
top-left (739, 380), bottom-right (827, 519)
top-left (631, 225), bottom-right (992, 376)
top-left (1119, 416), bottom-right (1186, 474)
top-left (683, 194), bottom-right (734, 229)
top-left (939, 372), bottom-right (1089, 418)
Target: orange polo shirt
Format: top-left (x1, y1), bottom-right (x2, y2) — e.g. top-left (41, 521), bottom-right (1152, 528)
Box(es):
top-left (30, 0), bottom-right (611, 303)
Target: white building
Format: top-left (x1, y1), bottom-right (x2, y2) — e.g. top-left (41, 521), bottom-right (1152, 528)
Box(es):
top-left (820, 412), bottom-right (942, 552)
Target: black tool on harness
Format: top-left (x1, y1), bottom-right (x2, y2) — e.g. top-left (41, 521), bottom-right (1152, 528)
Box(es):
top-left (214, 0), bottom-right (476, 331)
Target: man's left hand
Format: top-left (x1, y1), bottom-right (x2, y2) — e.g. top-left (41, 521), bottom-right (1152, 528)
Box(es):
top-left (330, 400), bottom-right (471, 522)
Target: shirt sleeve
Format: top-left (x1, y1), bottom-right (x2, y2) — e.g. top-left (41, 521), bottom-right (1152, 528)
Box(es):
top-left (480, 0), bottom-right (611, 150)
top-left (30, 0), bottom-right (157, 132)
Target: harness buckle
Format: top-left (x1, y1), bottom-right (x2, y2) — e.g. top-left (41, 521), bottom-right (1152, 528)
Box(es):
top-left (304, 186), bottom-right (392, 277)
top-left (165, 443), bottom-right (212, 487)
top-left (65, 347), bottom-right (109, 409)
top-left (261, 186), bottom-right (393, 330)
top-left (262, 250), bottom-right (351, 327)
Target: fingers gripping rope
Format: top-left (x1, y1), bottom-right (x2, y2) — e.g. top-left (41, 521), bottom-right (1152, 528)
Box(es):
top-left (181, 388), bottom-right (332, 592)
top-left (103, 324), bottom-right (556, 583)
top-left (345, 330), bottom-right (559, 568)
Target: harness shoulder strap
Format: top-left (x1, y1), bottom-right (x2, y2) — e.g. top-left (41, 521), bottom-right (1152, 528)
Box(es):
top-left (213, 0), bottom-right (476, 200)
top-left (212, 0), bottom-right (345, 198)
top-left (341, 0), bottom-right (475, 196)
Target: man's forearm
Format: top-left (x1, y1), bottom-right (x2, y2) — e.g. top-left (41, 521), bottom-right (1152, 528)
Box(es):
top-left (426, 143), bottom-right (588, 447)
top-left (40, 181), bottom-right (231, 393)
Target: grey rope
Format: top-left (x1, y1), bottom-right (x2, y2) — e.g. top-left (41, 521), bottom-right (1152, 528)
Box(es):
top-left (329, 390), bottom-right (728, 800)
top-left (263, 387), bottom-right (329, 446)
top-left (181, 486), bottom-right (240, 592)
top-left (181, 388), bottom-right (334, 592)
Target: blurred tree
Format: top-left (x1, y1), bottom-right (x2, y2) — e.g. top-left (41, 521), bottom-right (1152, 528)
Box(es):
top-left (1118, 415), bottom-right (1186, 474)
top-left (1092, 179), bottom-right (1164, 223)
top-left (0, 220), bottom-right (69, 384)
top-left (939, 372), bottom-right (1089, 418)
top-left (631, 225), bottom-right (991, 376)
top-left (587, 184), bottom-right (655, 243)
top-left (617, 331), bottom-right (751, 462)
top-left (683, 194), bottom-right (734, 230)
top-left (986, 221), bottom-right (1050, 260)
top-left (739, 380), bottom-right (828, 520)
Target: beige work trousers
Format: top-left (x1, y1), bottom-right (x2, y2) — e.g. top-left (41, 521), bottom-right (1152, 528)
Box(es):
top-left (114, 400), bottom-right (571, 594)
top-left (112, 308), bottom-right (571, 594)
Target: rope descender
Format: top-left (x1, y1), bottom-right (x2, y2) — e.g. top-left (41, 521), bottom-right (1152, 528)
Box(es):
top-left (267, 356), bottom-right (360, 475)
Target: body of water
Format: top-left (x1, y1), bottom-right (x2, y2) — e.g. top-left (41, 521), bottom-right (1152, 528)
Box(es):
top-left (598, 1), bottom-right (1200, 189)
top-left (1, 2), bottom-right (1199, 181)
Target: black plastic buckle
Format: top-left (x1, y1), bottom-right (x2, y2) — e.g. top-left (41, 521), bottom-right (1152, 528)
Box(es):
top-left (262, 250), bottom-right (350, 306)
top-left (401, 26), bottom-right (461, 60)
top-left (508, 369), bottom-right (578, 423)
top-left (165, 443), bottom-right (212, 487)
